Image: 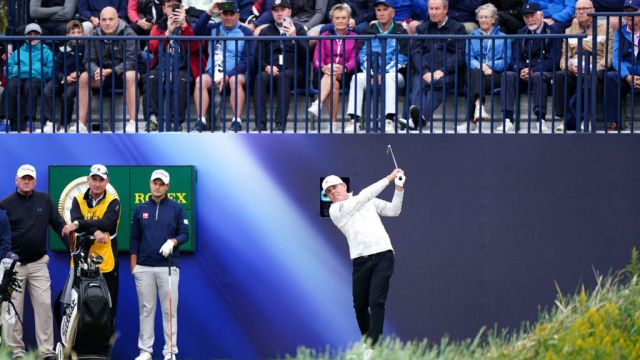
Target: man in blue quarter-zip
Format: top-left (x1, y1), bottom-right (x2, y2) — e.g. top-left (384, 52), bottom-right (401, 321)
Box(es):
top-left (130, 169), bottom-right (189, 360)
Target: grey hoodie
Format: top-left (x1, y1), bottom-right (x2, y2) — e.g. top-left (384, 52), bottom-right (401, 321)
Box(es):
top-left (85, 19), bottom-right (139, 75)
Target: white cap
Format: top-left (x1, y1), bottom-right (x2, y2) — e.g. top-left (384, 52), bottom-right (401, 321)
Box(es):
top-left (322, 175), bottom-right (344, 193)
top-left (150, 169), bottom-right (170, 184)
top-left (16, 164), bottom-right (36, 179)
top-left (89, 164), bottom-right (108, 179)
top-left (24, 23), bottom-right (42, 35)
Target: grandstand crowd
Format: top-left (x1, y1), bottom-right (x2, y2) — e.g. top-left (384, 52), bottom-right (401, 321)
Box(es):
top-left (0, 0), bottom-right (638, 133)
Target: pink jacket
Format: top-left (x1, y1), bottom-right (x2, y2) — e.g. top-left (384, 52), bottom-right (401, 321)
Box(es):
top-left (312, 29), bottom-right (357, 72)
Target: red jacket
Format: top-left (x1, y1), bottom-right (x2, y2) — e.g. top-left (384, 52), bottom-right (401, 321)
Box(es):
top-left (149, 22), bottom-right (206, 78)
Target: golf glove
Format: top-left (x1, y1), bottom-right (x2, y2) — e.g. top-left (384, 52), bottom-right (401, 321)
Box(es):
top-left (159, 240), bottom-right (174, 258)
top-left (395, 171), bottom-right (406, 186)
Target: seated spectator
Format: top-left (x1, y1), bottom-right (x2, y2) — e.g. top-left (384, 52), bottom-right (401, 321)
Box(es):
top-left (528, 0), bottom-right (576, 33)
top-left (489, 0), bottom-right (524, 35)
top-left (499, 3), bottom-right (561, 133)
top-left (193, 1), bottom-right (253, 131)
top-left (77, 6), bottom-right (140, 133)
top-left (553, 0), bottom-right (612, 131)
top-left (0, 24), bottom-right (53, 132)
top-left (449, 0), bottom-right (484, 33)
top-left (42, 20), bottom-right (86, 133)
top-left (78, 0), bottom-right (128, 33)
top-left (248, 0), bottom-right (328, 35)
top-left (344, 0), bottom-right (407, 132)
top-left (28, 0), bottom-right (79, 35)
top-left (458, 3), bottom-right (511, 133)
top-left (183, 0), bottom-right (217, 24)
top-left (401, 0), bottom-right (466, 130)
top-left (142, 0), bottom-right (204, 131)
top-left (604, 0), bottom-right (640, 131)
top-left (308, 3), bottom-right (357, 123)
top-left (128, 0), bottom-right (163, 36)
top-left (253, 0), bottom-right (309, 131)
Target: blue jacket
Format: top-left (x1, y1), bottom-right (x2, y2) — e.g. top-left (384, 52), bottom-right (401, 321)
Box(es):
top-left (7, 41), bottom-right (53, 80)
top-left (613, 25), bottom-right (640, 78)
top-left (53, 43), bottom-right (86, 83)
top-left (0, 210), bottom-right (10, 259)
top-left (359, 21), bottom-right (408, 73)
top-left (77, 0), bottom-right (127, 19)
top-left (466, 26), bottom-right (511, 73)
top-left (529, 0), bottom-right (576, 24)
top-left (393, 0), bottom-right (427, 22)
top-left (509, 23), bottom-right (561, 72)
top-left (130, 197), bottom-right (189, 267)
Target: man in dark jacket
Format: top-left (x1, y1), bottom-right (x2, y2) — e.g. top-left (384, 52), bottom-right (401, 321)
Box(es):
top-left (253, 0), bottom-right (309, 131)
top-left (0, 164), bottom-right (67, 360)
top-left (402, 0), bottom-right (467, 130)
top-left (499, 2), bottom-right (561, 133)
top-left (130, 169), bottom-right (188, 360)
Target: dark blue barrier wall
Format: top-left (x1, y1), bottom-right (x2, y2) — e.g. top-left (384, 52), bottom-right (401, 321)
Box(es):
top-left (0, 135), bottom-right (637, 358)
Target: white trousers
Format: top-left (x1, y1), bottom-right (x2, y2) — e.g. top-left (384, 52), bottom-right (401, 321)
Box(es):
top-left (133, 265), bottom-right (180, 358)
top-left (346, 71), bottom-right (405, 117)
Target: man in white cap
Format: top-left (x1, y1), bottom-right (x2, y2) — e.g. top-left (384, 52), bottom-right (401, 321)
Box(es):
top-left (0, 164), bottom-right (67, 360)
top-left (322, 168), bottom-right (405, 348)
top-left (62, 164), bottom-right (121, 349)
top-left (130, 169), bottom-right (188, 360)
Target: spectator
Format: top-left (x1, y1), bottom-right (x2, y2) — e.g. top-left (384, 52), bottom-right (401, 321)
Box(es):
top-left (193, 1), bottom-right (253, 132)
top-left (604, 0), bottom-right (640, 131)
top-left (448, 0), bottom-right (484, 32)
top-left (77, 6), bottom-right (140, 133)
top-left (458, 3), bottom-right (511, 133)
top-left (489, 0), bottom-right (524, 34)
top-left (78, 0), bottom-right (128, 33)
top-left (345, 0), bottom-right (408, 132)
top-left (528, 0), bottom-right (576, 33)
top-left (128, 0), bottom-right (164, 36)
top-left (143, 0), bottom-right (203, 132)
top-left (553, 0), bottom-right (612, 131)
top-left (253, 0), bottom-right (309, 131)
top-left (499, 2), bottom-right (561, 133)
top-left (183, 0), bottom-right (217, 24)
top-left (249, 0), bottom-right (328, 34)
top-left (402, 0), bottom-right (467, 131)
top-left (0, 24), bottom-right (53, 133)
top-left (28, 0), bottom-right (79, 35)
top-left (42, 20), bottom-right (86, 133)
top-left (308, 3), bottom-right (357, 123)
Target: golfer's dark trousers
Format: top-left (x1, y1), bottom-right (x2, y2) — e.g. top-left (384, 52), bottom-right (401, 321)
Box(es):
top-left (352, 249), bottom-right (394, 344)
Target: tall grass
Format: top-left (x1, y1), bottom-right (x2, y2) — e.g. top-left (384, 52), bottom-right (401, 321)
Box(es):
top-left (287, 248), bottom-right (640, 360)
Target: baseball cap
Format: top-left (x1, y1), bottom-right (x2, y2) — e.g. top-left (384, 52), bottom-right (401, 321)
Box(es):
top-left (373, 0), bottom-right (394, 8)
top-left (150, 169), bottom-right (170, 184)
top-left (521, 2), bottom-right (542, 14)
top-left (322, 175), bottom-right (344, 193)
top-left (625, 0), bottom-right (640, 10)
top-left (218, 1), bottom-right (239, 12)
top-left (16, 164), bottom-right (36, 179)
top-left (271, 0), bottom-right (291, 9)
top-left (24, 23), bottom-right (42, 35)
top-left (89, 164), bottom-right (109, 179)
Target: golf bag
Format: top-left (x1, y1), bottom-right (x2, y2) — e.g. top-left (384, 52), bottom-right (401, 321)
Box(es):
top-left (0, 253), bottom-right (22, 343)
top-left (57, 233), bottom-right (112, 359)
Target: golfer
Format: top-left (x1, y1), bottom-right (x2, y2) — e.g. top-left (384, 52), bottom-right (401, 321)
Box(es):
top-left (323, 168), bottom-right (405, 345)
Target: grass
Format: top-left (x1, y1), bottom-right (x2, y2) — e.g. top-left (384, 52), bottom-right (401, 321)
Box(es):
top-left (287, 248), bottom-right (640, 360)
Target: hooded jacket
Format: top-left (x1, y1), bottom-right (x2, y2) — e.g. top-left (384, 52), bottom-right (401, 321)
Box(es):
top-left (85, 19), bottom-right (139, 75)
top-left (7, 41), bottom-right (53, 80)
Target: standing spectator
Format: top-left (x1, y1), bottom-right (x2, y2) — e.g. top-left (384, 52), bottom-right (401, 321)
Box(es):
top-left (253, 0), bottom-right (309, 131)
top-left (553, 0), bottom-right (612, 131)
top-left (78, 0), bottom-right (128, 33)
top-left (345, 0), bottom-right (408, 132)
top-left (130, 169), bottom-right (189, 360)
top-left (128, 0), bottom-right (164, 36)
top-left (458, 3), bottom-right (510, 133)
top-left (76, 6), bottom-right (140, 133)
top-left (0, 164), bottom-right (67, 360)
top-left (0, 24), bottom-right (53, 133)
top-left (308, 3), bottom-right (357, 124)
top-left (499, 3), bottom-right (561, 133)
top-left (402, 0), bottom-right (467, 131)
top-left (143, 0), bottom-right (203, 132)
top-left (604, 0), bottom-right (640, 131)
top-left (28, 0), bottom-right (79, 35)
top-left (42, 20), bottom-right (86, 133)
top-left (62, 164), bottom-right (121, 345)
top-left (193, 1), bottom-right (253, 132)
top-left (448, 0), bottom-right (484, 32)
top-left (528, 0), bottom-right (576, 33)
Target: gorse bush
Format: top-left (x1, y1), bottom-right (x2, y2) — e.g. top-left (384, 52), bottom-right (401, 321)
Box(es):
top-left (288, 248), bottom-right (640, 360)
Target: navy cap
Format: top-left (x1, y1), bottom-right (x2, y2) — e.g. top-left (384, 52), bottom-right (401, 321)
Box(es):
top-left (625, 0), bottom-right (640, 10)
top-left (271, 0), bottom-right (291, 9)
top-left (218, 1), bottom-right (239, 12)
top-left (521, 2), bottom-right (542, 14)
top-left (373, 0), bottom-right (394, 7)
